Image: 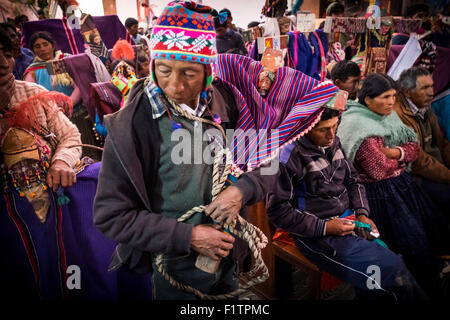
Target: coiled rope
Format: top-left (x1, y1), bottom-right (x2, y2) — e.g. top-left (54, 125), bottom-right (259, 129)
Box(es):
top-left (153, 95), bottom-right (269, 300)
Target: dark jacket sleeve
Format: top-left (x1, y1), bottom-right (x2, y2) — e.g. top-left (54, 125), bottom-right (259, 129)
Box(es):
top-left (265, 152), bottom-right (327, 238)
top-left (340, 143), bottom-right (370, 217)
top-left (231, 157), bottom-right (280, 206)
top-left (235, 33), bottom-right (248, 55)
top-left (93, 137), bottom-right (193, 256)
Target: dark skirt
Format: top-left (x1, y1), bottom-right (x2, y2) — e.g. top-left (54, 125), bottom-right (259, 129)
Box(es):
top-left (363, 172), bottom-right (450, 293)
top-left (363, 172), bottom-right (449, 259)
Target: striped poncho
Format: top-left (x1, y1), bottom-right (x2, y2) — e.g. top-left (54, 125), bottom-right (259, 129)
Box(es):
top-left (214, 54), bottom-right (339, 172)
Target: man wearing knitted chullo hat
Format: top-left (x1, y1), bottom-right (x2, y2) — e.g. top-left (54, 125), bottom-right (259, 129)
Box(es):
top-left (93, 1), bottom-right (340, 299)
top-left (94, 1), bottom-right (279, 299)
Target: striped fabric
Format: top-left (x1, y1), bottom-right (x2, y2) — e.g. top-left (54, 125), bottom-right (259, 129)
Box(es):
top-left (214, 54), bottom-right (339, 172)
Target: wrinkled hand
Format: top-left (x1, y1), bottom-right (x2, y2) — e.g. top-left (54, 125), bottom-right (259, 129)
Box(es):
top-left (380, 147), bottom-right (401, 160)
top-left (205, 186), bottom-right (243, 225)
top-left (46, 160), bottom-right (76, 192)
top-left (191, 224), bottom-right (235, 261)
top-left (325, 218), bottom-right (355, 236)
top-left (355, 215), bottom-right (379, 240)
top-left (0, 73), bottom-right (15, 111)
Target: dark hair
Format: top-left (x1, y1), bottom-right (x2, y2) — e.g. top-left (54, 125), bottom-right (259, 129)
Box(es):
top-left (247, 21), bottom-right (260, 28)
top-left (137, 55), bottom-right (149, 71)
top-left (406, 4), bottom-right (429, 17)
top-left (398, 67), bottom-right (431, 91)
top-left (138, 55), bottom-right (148, 63)
top-left (320, 108), bottom-right (341, 121)
top-left (0, 23), bottom-right (17, 35)
top-left (125, 18), bottom-right (139, 29)
top-left (89, 32), bottom-right (99, 43)
top-left (0, 26), bottom-right (12, 52)
top-left (213, 16), bottom-right (227, 30)
top-left (220, 8), bottom-right (232, 19)
top-left (327, 2), bottom-right (345, 16)
top-left (109, 59), bottom-right (136, 73)
top-left (225, 48), bottom-right (242, 54)
top-left (14, 14), bottom-right (28, 28)
top-left (330, 60), bottom-right (360, 82)
top-left (358, 73), bottom-right (396, 106)
top-left (30, 31), bottom-right (55, 50)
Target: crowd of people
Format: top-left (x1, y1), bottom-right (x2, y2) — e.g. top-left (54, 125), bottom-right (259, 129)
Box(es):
top-left (0, 0), bottom-right (449, 302)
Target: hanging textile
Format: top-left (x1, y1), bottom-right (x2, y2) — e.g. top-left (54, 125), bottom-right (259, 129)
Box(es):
top-left (22, 15), bottom-right (131, 55)
top-left (418, 40), bottom-right (438, 74)
top-left (22, 18), bottom-right (84, 54)
top-left (80, 14), bottom-right (109, 63)
top-left (387, 34), bottom-right (422, 80)
top-left (287, 32), bottom-right (313, 76)
top-left (326, 17), bottom-right (421, 34)
top-left (354, 20), bottom-right (392, 76)
top-left (261, 0), bottom-right (288, 18)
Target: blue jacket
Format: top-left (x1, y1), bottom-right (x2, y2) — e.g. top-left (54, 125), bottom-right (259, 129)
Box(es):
top-left (432, 90), bottom-right (450, 141)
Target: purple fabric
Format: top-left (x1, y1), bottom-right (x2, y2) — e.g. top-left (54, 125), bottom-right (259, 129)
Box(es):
top-left (22, 15), bottom-right (130, 55)
top-left (0, 162), bottom-right (152, 300)
top-left (308, 30), bottom-right (328, 81)
top-left (248, 41), bottom-right (262, 61)
top-left (92, 15), bottom-right (132, 49)
top-left (89, 82), bottom-right (122, 122)
top-left (288, 32), bottom-right (314, 77)
top-left (0, 191), bottom-right (69, 299)
top-left (64, 53), bottom-right (97, 116)
top-left (22, 19), bottom-right (85, 54)
top-left (387, 45), bottom-right (450, 94)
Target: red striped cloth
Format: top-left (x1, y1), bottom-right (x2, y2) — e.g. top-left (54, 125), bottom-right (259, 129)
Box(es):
top-left (214, 54), bottom-right (339, 173)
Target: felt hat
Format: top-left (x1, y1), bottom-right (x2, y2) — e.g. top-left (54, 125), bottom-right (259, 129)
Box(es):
top-left (1, 128), bottom-right (41, 168)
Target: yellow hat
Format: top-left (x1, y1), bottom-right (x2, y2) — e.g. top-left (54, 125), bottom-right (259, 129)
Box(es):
top-left (1, 128), bottom-right (41, 168)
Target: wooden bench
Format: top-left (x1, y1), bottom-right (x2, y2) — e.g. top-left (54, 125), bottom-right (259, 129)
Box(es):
top-left (245, 202), bottom-right (322, 300)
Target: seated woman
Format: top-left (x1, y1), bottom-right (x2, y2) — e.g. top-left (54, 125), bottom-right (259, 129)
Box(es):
top-left (23, 31), bottom-right (81, 107)
top-left (337, 73), bottom-right (450, 296)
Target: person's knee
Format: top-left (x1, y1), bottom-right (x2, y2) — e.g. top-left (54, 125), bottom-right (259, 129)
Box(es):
top-left (381, 254), bottom-right (423, 294)
top-left (378, 252), bottom-right (405, 276)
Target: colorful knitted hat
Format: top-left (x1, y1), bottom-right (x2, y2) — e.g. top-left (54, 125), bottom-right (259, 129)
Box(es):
top-left (149, 1), bottom-right (217, 89)
top-left (150, 1), bottom-right (217, 64)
